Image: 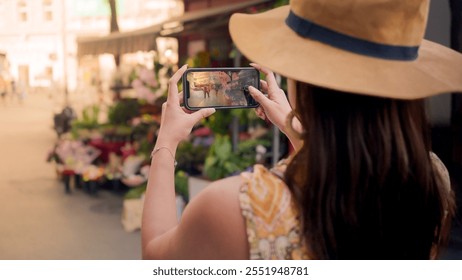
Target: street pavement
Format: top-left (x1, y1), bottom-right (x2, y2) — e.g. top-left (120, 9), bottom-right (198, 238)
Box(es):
top-left (0, 90), bottom-right (141, 259)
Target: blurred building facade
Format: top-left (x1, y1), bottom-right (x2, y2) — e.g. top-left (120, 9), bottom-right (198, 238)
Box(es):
top-left (0, 0), bottom-right (183, 92)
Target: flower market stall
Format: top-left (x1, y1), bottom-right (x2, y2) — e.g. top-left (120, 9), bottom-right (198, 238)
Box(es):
top-left (48, 50), bottom-right (283, 232)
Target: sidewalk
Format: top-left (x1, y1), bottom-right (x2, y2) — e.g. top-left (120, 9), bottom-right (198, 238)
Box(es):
top-left (0, 91), bottom-right (141, 259)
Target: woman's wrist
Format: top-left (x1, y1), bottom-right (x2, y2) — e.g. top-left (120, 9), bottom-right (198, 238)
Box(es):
top-left (153, 140), bottom-right (178, 156)
top-left (151, 146), bottom-right (178, 167)
top-left (155, 131), bottom-right (180, 152)
top-left (151, 136), bottom-right (179, 169)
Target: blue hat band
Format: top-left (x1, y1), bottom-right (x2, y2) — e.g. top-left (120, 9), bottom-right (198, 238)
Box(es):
top-left (285, 10), bottom-right (419, 61)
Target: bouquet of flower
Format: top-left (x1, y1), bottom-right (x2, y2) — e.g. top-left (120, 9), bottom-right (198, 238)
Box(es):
top-left (50, 139), bottom-right (101, 174)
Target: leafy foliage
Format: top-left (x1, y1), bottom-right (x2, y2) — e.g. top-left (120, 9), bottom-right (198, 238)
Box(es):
top-left (204, 135), bottom-right (238, 180)
top-left (124, 183), bottom-right (147, 199)
top-left (204, 135), bottom-right (270, 180)
top-left (176, 141), bottom-right (209, 175)
top-left (175, 171), bottom-right (189, 201)
top-left (71, 105), bottom-right (100, 130)
top-left (273, 0), bottom-right (289, 8)
top-left (201, 110), bottom-right (233, 135)
top-left (108, 98), bottom-right (140, 125)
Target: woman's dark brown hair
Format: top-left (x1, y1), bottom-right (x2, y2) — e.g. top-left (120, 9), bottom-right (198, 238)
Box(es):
top-left (285, 82), bottom-right (455, 259)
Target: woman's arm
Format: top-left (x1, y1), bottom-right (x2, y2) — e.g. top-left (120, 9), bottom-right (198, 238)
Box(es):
top-left (247, 64), bottom-right (303, 151)
top-left (141, 65), bottom-right (216, 258)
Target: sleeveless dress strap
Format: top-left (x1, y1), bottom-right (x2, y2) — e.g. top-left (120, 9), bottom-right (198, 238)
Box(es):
top-left (239, 164), bottom-right (309, 260)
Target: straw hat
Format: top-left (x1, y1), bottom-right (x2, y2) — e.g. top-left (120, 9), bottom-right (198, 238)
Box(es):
top-left (229, 0), bottom-right (462, 99)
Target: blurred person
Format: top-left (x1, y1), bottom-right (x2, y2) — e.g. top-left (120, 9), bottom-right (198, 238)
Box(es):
top-left (0, 75), bottom-right (7, 103)
top-left (142, 0), bottom-right (462, 259)
top-left (9, 79), bottom-right (23, 104)
top-left (10, 79), bottom-right (16, 96)
top-left (16, 79), bottom-right (27, 102)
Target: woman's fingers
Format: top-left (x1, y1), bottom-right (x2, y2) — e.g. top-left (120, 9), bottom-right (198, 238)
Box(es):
top-left (248, 86), bottom-right (271, 108)
top-left (191, 108), bottom-right (216, 123)
top-left (255, 106), bottom-right (266, 120)
top-left (250, 63), bottom-right (279, 94)
top-left (260, 80), bottom-right (268, 92)
top-left (167, 65), bottom-right (188, 105)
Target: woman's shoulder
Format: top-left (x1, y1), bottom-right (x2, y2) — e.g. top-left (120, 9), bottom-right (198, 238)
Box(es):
top-left (174, 175), bottom-right (248, 259)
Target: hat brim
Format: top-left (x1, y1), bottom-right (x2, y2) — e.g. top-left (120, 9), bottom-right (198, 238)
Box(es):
top-left (229, 6), bottom-right (462, 99)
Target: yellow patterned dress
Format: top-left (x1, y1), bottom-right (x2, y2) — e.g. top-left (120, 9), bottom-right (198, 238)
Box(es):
top-left (239, 162), bottom-right (309, 260)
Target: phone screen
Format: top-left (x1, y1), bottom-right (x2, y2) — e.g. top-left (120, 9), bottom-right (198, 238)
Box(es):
top-left (183, 67), bottom-right (260, 110)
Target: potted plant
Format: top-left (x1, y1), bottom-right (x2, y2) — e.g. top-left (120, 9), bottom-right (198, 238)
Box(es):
top-left (185, 134), bottom-right (270, 200)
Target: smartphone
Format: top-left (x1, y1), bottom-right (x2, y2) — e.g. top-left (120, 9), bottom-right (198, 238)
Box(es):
top-left (182, 67), bottom-right (260, 110)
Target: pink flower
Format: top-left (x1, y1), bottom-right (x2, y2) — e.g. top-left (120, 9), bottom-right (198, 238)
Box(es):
top-left (133, 67), bottom-right (160, 104)
top-left (137, 86), bottom-right (152, 100)
top-left (131, 79), bottom-right (143, 89)
top-left (139, 68), bottom-right (158, 88)
top-left (145, 91), bottom-right (157, 104)
top-left (131, 117), bottom-right (142, 126)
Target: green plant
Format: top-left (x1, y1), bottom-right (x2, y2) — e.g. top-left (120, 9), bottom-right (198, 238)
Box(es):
top-left (204, 135), bottom-right (237, 180)
top-left (124, 183), bottom-right (147, 199)
top-left (70, 105), bottom-right (101, 138)
top-left (176, 141), bottom-right (208, 175)
top-left (186, 51), bottom-right (211, 68)
top-left (274, 0), bottom-right (289, 8)
top-left (114, 125), bottom-right (132, 136)
top-left (175, 171), bottom-right (189, 201)
top-left (231, 108), bottom-right (266, 127)
top-left (204, 135), bottom-right (270, 180)
top-left (137, 138), bottom-right (154, 161)
top-left (71, 105), bottom-right (100, 128)
top-left (123, 171), bottom-right (189, 201)
top-left (98, 123), bottom-right (132, 142)
top-left (108, 98), bottom-right (140, 125)
top-left (201, 110), bottom-right (233, 135)
top-left (238, 137), bottom-right (271, 164)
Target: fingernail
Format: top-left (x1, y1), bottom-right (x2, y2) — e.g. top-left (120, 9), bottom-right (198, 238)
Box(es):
top-left (207, 108), bottom-right (216, 115)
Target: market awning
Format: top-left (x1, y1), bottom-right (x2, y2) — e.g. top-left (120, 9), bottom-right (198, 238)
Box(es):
top-left (77, 0), bottom-right (272, 57)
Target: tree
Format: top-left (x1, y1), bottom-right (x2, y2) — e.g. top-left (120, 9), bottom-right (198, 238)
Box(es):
top-left (108, 0), bottom-right (119, 33)
top-left (107, 0), bottom-right (121, 99)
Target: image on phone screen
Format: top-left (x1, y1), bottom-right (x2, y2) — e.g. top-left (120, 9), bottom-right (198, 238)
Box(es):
top-left (183, 68), bottom-right (259, 110)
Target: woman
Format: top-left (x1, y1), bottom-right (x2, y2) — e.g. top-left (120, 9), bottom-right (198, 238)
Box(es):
top-left (142, 0), bottom-right (462, 259)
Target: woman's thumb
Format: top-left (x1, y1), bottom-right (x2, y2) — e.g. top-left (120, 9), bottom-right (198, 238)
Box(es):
top-left (248, 86), bottom-right (270, 107)
top-left (192, 108), bottom-right (216, 122)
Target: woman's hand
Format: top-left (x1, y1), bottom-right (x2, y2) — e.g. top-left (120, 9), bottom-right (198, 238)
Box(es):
top-left (248, 64), bottom-right (293, 133)
top-left (156, 65), bottom-right (215, 147)
top-left (248, 63), bottom-right (303, 151)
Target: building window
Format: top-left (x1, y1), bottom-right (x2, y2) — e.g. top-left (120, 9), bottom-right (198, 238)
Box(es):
top-left (43, 0), bottom-right (53, 21)
top-left (17, 0), bottom-right (28, 22)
